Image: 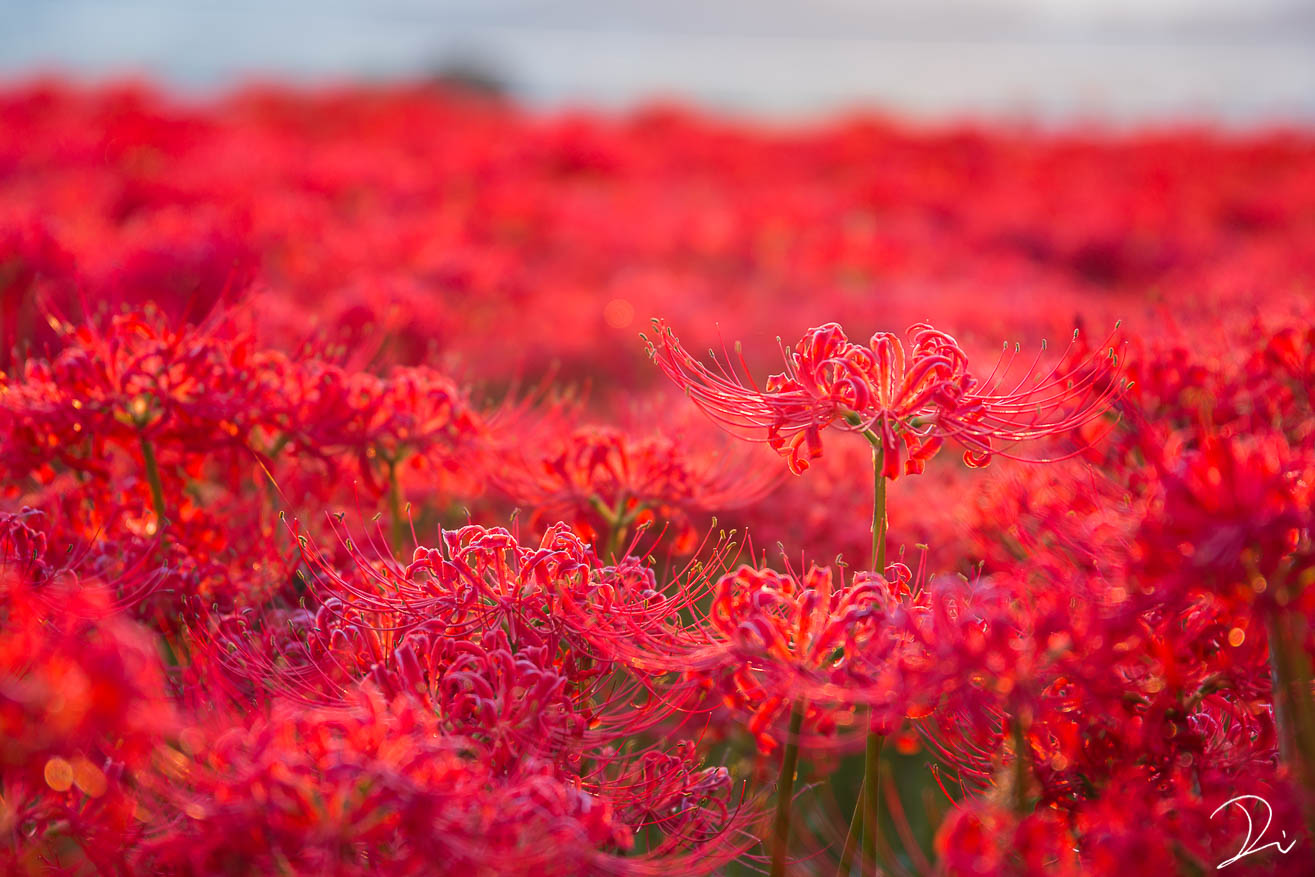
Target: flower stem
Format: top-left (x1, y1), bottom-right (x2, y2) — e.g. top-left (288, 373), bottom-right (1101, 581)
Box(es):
top-left (1012, 713), bottom-right (1030, 816)
top-left (1267, 606), bottom-right (1315, 836)
top-left (387, 459), bottom-right (407, 554)
top-left (587, 494), bottom-right (632, 561)
top-left (770, 699), bottom-right (807, 877)
top-left (835, 781), bottom-right (863, 876)
top-left (139, 434), bottom-right (168, 530)
top-left (860, 437), bottom-right (889, 875)
top-left (870, 441), bottom-right (887, 573)
top-left (860, 728), bottom-right (884, 875)
top-left (604, 496), bottom-right (629, 561)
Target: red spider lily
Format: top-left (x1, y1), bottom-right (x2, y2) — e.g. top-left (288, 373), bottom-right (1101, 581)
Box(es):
top-left (179, 519), bottom-right (759, 873)
top-left (131, 691), bottom-right (632, 876)
top-left (0, 518), bottom-right (175, 770)
top-left (935, 798), bottom-right (1082, 877)
top-left (919, 577), bottom-right (1276, 806)
top-left (0, 507), bottom-right (52, 585)
top-left (1104, 315), bottom-right (1315, 474)
top-left (5, 81), bottom-right (1315, 875)
top-left (492, 416), bottom-right (780, 556)
top-left (205, 607), bottom-right (597, 770)
top-left (6, 450), bottom-right (293, 617)
top-left (0, 307), bottom-right (300, 604)
top-left (1037, 765), bottom-right (1305, 876)
top-left (1134, 431), bottom-right (1314, 609)
top-left (0, 309), bottom-right (279, 483)
top-left (237, 520), bottom-right (708, 718)
top-left (932, 725), bottom-right (1308, 875)
top-left (138, 691), bottom-right (753, 876)
top-left (0, 304), bottom-right (487, 611)
top-left (699, 563), bottom-right (908, 748)
top-left (286, 521), bottom-right (718, 742)
top-left (905, 475), bottom-right (1296, 862)
top-left (278, 361), bottom-right (488, 492)
top-left (0, 306), bottom-right (488, 542)
top-left (0, 583), bottom-right (172, 772)
top-left (1249, 323), bottom-right (1315, 444)
top-left (588, 556), bottom-right (936, 754)
top-left (0, 542), bottom-right (175, 873)
top-left (645, 319), bottom-right (1124, 477)
top-left (949, 461), bottom-right (1138, 585)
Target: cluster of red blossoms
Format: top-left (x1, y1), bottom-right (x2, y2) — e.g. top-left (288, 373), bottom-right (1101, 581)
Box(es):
top-left (2, 80), bottom-right (1314, 875)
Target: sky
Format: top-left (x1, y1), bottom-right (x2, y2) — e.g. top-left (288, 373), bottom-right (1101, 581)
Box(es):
top-left (3, 0), bottom-right (1313, 123)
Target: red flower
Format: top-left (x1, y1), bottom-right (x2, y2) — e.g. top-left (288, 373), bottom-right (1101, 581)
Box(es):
top-left (646, 319), bottom-right (1123, 477)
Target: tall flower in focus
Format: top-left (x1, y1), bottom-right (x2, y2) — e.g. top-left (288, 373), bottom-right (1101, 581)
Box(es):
top-left (645, 320), bottom-right (1124, 478)
top-left (645, 317), bottom-right (1124, 874)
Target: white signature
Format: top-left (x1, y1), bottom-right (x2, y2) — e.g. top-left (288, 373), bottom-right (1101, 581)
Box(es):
top-left (1209, 795), bottom-right (1298, 869)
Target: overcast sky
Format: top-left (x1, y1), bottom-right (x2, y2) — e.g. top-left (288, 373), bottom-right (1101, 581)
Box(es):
top-left (3, 1), bottom-right (1313, 123)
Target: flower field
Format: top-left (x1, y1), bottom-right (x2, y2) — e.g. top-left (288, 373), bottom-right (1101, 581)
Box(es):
top-left (2, 81), bottom-right (1314, 875)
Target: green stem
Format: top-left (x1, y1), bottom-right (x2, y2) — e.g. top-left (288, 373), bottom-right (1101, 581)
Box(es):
top-left (770, 699), bottom-right (807, 877)
top-left (860, 437), bottom-right (889, 875)
top-left (387, 459), bottom-right (407, 554)
top-left (1012, 713), bottom-right (1030, 816)
top-left (263, 476), bottom-right (282, 525)
top-left (1267, 607), bottom-right (1315, 837)
top-left (139, 434), bottom-right (168, 530)
top-left (587, 494), bottom-right (633, 561)
top-left (603, 495), bottom-right (629, 562)
top-left (266, 432), bottom-right (291, 460)
top-left (870, 441), bottom-right (887, 573)
top-left (835, 780), bottom-right (863, 876)
top-left (860, 729), bottom-right (884, 875)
